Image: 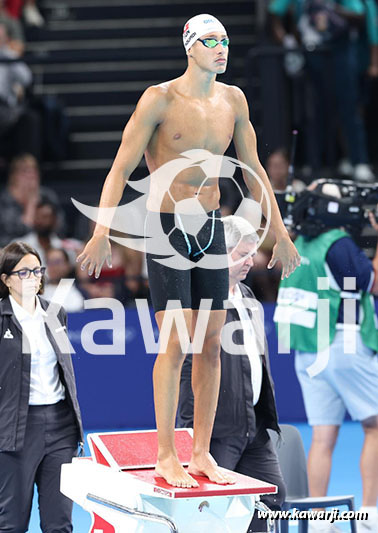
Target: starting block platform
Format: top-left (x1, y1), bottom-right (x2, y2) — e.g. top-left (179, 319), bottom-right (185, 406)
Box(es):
top-left (61, 429), bottom-right (277, 533)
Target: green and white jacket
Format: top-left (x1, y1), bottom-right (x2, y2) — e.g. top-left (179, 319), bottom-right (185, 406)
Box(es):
top-left (274, 229), bottom-right (378, 353)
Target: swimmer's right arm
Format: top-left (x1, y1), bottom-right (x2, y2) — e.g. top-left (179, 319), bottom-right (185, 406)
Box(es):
top-left (77, 86), bottom-right (167, 278)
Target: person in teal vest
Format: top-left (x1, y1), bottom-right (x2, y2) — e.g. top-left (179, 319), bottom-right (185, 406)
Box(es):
top-left (274, 203), bottom-right (378, 533)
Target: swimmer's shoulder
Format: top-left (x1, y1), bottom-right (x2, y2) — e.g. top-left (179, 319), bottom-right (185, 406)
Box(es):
top-left (139, 80), bottom-right (180, 113)
top-left (217, 82), bottom-right (247, 104)
top-left (217, 82), bottom-right (249, 119)
top-left (135, 82), bottom-right (176, 123)
top-left (138, 83), bottom-right (170, 111)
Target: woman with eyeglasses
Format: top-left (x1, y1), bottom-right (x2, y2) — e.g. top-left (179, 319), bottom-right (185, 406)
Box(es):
top-left (0, 241), bottom-right (83, 533)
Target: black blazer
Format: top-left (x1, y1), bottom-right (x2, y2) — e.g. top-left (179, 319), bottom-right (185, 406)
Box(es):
top-left (0, 295), bottom-right (84, 452)
top-left (177, 283), bottom-right (280, 440)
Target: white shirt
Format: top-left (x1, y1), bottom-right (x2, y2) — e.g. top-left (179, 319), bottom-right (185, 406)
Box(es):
top-left (10, 295), bottom-right (65, 405)
top-left (229, 285), bottom-right (263, 405)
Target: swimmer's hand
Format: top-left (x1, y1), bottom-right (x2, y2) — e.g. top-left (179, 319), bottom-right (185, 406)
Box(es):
top-left (268, 235), bottom-right (301, 279)
top-left (76, 234), bottom-right (112, 279)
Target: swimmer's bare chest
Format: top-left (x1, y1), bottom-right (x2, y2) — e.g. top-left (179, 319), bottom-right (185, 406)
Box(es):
top-left (145, 90), bottom-right (236, 212)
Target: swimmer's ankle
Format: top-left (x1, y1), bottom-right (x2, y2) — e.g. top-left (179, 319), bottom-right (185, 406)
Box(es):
top-left (156, 449), bottom-right (180, 463)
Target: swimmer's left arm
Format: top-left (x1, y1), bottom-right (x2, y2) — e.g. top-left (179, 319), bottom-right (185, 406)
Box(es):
top-left (231, 86), bottom-right (300, 279)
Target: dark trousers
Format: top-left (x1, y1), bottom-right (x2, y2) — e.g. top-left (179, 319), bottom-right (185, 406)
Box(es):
top-left (0, 400), bottom-right (78, 533)
top-left (305, 40), bottom-right (369, 169)
top-left (210, 428), bottom-right (286, 533)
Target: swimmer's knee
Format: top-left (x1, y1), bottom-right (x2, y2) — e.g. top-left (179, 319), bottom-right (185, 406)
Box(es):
top-left (202, 335), bottom-right (222, 360)
top-left (160, 336), bottom-right (188, 360)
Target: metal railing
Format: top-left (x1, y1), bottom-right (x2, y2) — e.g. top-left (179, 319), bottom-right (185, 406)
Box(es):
top-left (86, 492), bottom-right (179, 532)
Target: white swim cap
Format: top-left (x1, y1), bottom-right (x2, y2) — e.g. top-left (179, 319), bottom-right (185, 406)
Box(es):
top-left (182, 14), bottom-right (227, 52)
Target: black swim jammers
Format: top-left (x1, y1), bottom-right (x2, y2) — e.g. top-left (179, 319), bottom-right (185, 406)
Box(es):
top-left (146, 209), bottom-right (229, 312)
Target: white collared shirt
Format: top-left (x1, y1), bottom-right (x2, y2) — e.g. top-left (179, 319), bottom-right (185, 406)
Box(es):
top-left (9, 295), bottom-right (65, 405)
top-left (229, 285), bottom-right (263, 405)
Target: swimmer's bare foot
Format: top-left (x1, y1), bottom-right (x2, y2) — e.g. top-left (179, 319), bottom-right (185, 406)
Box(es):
top-left (155, 455), bottom-right (199, 488)
top-left (188, 452), bottom-right (236, 485)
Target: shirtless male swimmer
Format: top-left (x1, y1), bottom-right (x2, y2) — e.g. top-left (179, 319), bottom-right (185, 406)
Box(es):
top-left (77, 14), bottom-right (301, 489)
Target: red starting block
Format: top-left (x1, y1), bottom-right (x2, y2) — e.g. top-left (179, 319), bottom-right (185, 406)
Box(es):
top-left (61, 429), bottom-right (277, 533)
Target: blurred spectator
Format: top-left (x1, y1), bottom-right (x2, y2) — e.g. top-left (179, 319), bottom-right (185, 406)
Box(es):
top-left (5, 0), bottom-right (44, 27)
top-left (269, 0), bottom-right (377, 182)
top-left (19, 197), bottom-right (82, 265)
top-left (0, 24), bottom-right (41, 160)
top-left (267, 149), bottom-right (291, 191)
top-left (44, 248), bottom-right (85, 312)
top-left (0, 0), bottom-right (24, 55)
top-left (245, 149), bottom-right (304, 302)
top-left (19, 198), bottom-right (68, 264)
top-left (0, 154), bottom-right (61, 247)
top-left (266, 148), bottom-right (306, 192)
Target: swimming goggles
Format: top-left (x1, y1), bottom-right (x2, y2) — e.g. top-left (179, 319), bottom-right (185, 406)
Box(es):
top-left (198, 37), bottom-right (230, 48)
